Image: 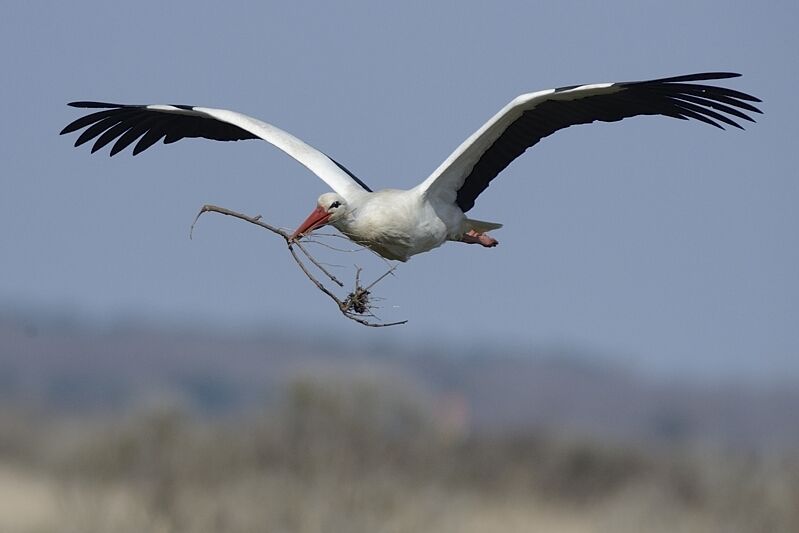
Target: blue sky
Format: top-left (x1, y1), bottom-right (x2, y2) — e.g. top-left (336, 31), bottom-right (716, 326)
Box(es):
top-left (2, 1), bottom-right (797, 381)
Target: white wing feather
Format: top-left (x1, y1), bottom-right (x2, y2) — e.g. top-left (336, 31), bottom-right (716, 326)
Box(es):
top-left (140, 105), bottom-right (368, 200)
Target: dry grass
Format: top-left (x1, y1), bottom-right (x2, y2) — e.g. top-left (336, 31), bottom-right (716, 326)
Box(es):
top-left (1, 378), bottom-right (797, 533)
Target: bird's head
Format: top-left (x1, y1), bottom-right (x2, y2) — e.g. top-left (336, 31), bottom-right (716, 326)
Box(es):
top-left (290, 192), bottom-right (348, 240)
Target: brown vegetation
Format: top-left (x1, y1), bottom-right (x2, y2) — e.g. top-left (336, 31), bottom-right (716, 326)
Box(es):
top-left (1, 378), bottom-right (797, 533)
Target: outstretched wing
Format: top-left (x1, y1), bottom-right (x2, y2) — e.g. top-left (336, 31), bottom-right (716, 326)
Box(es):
top-left (417, 72), bottom-right (761, 212)
top-left (61, 102), bottom-right (372, 199)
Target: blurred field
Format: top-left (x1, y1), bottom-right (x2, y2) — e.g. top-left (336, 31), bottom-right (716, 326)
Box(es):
top-left (1, 378), bottom-right (798, 533)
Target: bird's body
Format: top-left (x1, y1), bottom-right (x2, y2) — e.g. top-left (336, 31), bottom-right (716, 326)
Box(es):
top-left (336, 189), bottom-right (455, 261)
top-left (61, 72), bottom-right (761, 262)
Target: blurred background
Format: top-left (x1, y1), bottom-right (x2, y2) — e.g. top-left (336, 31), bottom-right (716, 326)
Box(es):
top-left (2, 1), bottom-right (798, 532)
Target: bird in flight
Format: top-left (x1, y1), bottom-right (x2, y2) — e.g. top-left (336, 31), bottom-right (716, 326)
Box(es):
top-left (62, 72), bottom-right (760, 262)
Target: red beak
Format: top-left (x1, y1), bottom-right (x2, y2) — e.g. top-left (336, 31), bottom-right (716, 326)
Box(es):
top-left (290, 205), bottom-right (331, 240)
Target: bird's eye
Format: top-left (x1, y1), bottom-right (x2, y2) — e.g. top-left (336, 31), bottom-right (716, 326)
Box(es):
top-left (329, 201), bottom-right (341, 209)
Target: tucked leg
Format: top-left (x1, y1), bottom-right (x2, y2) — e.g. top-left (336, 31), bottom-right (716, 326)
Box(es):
top-left (460, 230), bottom-right (499, 247)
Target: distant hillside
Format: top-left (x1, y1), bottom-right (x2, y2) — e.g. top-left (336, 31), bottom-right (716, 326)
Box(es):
top-left (2, 309), bottom-right (798, 450)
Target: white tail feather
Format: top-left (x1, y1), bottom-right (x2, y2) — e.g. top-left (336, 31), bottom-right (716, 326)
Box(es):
top-left (464, 218), bottom-right (503, 233)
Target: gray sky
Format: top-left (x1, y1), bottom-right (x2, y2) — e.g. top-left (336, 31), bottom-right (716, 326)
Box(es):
top-left (2, 1), bottom-right (797, 381)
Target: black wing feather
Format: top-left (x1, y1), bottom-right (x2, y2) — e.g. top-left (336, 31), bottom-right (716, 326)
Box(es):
top-left (74, 113), bottom-right (133, 147)
top-left (91, 118), bottom-right (137, 153)
top-left (670, 93), bottom-right (756, 122)
top-left (108, 115), bottom-right (160, 156)
top-left (132, 122), bottom-right (170, 155)
top-left (61, 103), bottom-right (258, 156)
top-left (61, 109), bottom-right (122, 135)
top-left (455, 72), bottom-right (761, 212)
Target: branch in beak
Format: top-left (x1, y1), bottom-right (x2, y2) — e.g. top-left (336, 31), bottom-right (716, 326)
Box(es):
top-left (290, 205), bottom-right (331, 241)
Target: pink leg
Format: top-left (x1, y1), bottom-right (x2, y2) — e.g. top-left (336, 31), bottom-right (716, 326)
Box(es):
top-left (460, 230), bottom-right (499, 247)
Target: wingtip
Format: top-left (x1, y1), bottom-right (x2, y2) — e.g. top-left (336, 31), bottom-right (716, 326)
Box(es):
top-left (658, 72), bottom-right (743, 84)
top-left (68, 101), bottom-right (96, 108)
top-left (715, 72), bottom-right (742, 79)
top-left (700, 71), bottom-right (741, 80)
top-left (67, 101), bottom-right (125, 109)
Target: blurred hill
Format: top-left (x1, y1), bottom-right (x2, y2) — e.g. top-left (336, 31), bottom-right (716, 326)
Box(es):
top-left (2, 307), bottom-right (797, 451)
top-left (2, 307), bottom-right (799, 532)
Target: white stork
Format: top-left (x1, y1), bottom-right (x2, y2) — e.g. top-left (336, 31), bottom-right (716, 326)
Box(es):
top-left (61, 72), bottom-right (760, 262)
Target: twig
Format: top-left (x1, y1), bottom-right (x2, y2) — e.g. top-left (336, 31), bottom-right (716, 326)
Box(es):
top-left (190, 204), bottom-right (407, 327)
top-left (190, 204), bottom-right (285, 237)
top-left (293, 240), bottom-right (344, 287)
top-left (364, 265), bottom-right (398, 292)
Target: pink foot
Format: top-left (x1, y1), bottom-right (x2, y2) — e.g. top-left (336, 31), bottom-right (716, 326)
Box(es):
top-left (461, 230), bottom-right (499, 248)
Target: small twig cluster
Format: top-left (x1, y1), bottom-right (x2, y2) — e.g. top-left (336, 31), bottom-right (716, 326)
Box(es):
top-left (190, 204), bottom-right (406, 327)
